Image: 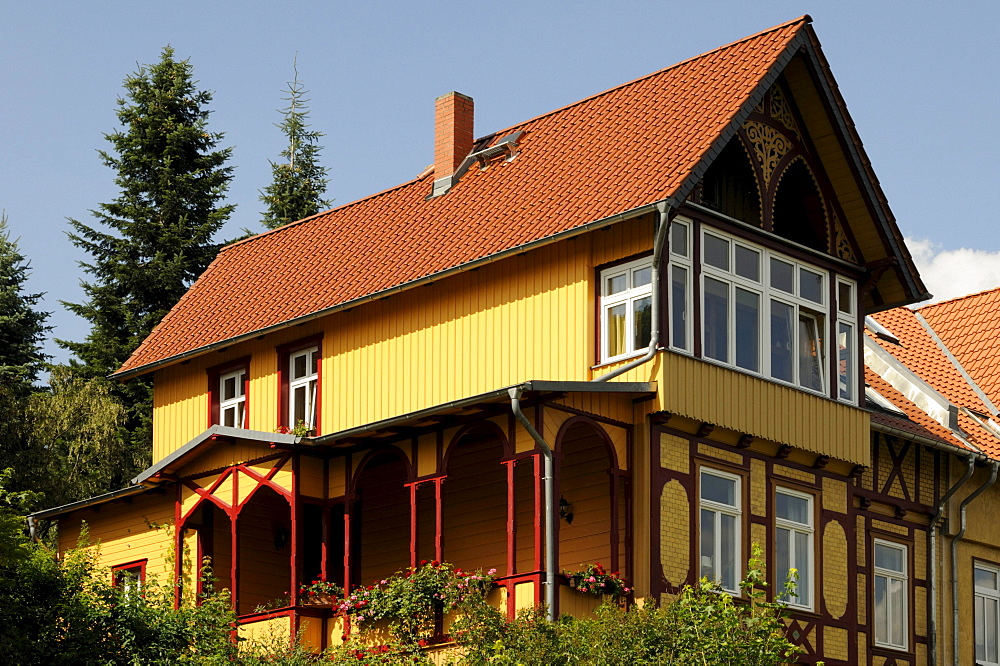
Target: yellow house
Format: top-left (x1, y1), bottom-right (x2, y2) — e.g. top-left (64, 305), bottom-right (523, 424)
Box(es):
top-left (37, 15), bottom-right (988, 664)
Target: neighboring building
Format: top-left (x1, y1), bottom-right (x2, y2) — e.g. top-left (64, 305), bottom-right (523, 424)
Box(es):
top-left (37, 15), bottom-right (1000, 664)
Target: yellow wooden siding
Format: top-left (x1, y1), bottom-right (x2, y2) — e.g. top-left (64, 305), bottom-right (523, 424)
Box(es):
top-left (559, 423), bottom-right (614, 571)
top-left (58, 492), bottom-right (175, 584)
top-left (150, 216), bottom-right (652, 463)
top-left (236, 487), bottom-right (292, 614)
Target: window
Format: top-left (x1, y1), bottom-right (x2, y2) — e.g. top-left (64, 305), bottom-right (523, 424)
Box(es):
top-left (286, 344), bottom-right (320, 431)
top-left (600, 256), bottom-right (653, 362)
top-left (208, 358), bottom-right (250, 429)
top-left (976, 562), bottom-right (1000, 665)
top-left (873, 539), bottom-right (908, 650)
top-left (775, 488), bottom-right (813, 610)
top-left (665, 220), bottom-right (858, 403)
top-left (699, 468), bottom-right (741, 593)
top-left (112, 560), bottom-right (146, 597)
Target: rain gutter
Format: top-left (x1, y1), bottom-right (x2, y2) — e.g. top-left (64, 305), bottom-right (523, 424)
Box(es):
top-left (951, 460), bottom-right (999, 665)
top-left (509, 386), bottom-right (557, 621)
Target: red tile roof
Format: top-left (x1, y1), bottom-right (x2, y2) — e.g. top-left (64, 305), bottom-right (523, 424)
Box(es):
top-left (865, 369), bottom-right (968, 450)
top-left (917, 286), bottom-right (1000, 409)
top-left (116, 17), bottom-right (820, 377)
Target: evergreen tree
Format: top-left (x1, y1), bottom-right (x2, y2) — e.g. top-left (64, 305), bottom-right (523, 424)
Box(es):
top-left (60, 46), bottom-right (234, 487)
top-left (0, 212), bottom-right (49, 391)
top-left (260, 59), bottom-right (331, 229)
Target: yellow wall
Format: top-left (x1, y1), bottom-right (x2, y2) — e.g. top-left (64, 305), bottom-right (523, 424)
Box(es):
top-left (58, 491), bottom-right (175, 585)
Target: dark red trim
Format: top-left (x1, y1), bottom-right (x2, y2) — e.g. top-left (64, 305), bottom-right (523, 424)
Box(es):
top-left (111, 558), bottom-right (148, 587)
top-left (505, 459), bottom-right (516, 577)
top-left (434, 477), bottom-right (443, 562)
top-left (174, 483), bottom-right (183, 608)
top-left (276, 334), bottom-right (323, 433)
top-left (206, 356), bottom-right (251, 428)
top-left (290, 453), bottom-right (300, 607)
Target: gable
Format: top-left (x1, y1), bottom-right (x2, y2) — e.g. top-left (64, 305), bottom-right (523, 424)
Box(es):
top-left (114, 17), bottom-right (924, 379)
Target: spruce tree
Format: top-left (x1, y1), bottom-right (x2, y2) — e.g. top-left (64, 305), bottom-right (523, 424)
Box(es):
top-left (0, 212), bottom-right (49, 391)
top-left (60, 46), bottom-right (234, 487)
top-left (260, 59), bottom-right (331, 229)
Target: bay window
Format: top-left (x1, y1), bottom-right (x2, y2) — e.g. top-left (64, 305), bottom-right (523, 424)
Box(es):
top-left (976, 562), bottom-right (1000, 666)
top-left (699, 467), bottom-right (741, 593)
top-left (873, 539), bottom-right (908, 650)
top-left (775, 488), bottom-right (813, 609)
top-left (664, 220), bottom-right (857, 402)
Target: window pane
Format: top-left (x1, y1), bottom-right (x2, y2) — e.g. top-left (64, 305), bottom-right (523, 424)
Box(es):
top-left (770, 258), bottom-right (794, 293)
top-left (633, 296), bottom-right (651, 351)
top-left (839, 322), bottom-right (854, 401)
top-left (223, 376), bottom-right (236, 401)
top-left (704, 234), bottom-right (730, 271)
top-left (988, 597), bottom-right (999, 662)
top-left (776, 527), bottom-right (791, 597)
top-left (311, 351), bottom-right (320, 375)
top-left (874, 575), bottom-right (888, 645)
top-left (237, 403), bottom-right (245, 429)
top-left (720, 513), bottom-right (737, 590)
top-left (671, 222), bottom-right (688, 258)
top-left (700, 509), bottom-right (715, 578)
top-left (977, 595), bottom-right (986, 661)
top-left (889, 577), bottom-right (904, 646)
top-left (875, 543), bottom-right (904, 573)
top-left (800, 268), bottom-right (824, 304)
top-left (838, 281), bottom-right (854, 315)
top-left (704, 277), bottom-right (729, 362)
top-left (735, 245), bottom-right (760, 281)
top-left (701, 471), bottom-right (736, 505)
top-left (770, 300), bottom-right (794, 382)
top-left (633, 266), bottom-right (652, 288)
top-left (293, 386), bottom-right (306, 424)
top-left (776, 492), bottom-right (810, 524)
top-left (735, 288), bottom-right (759, 372)
top-left (795, 530), bottom-right (810, 606)
top-left (671, 265), bottom-right (687, 350)
top-left (293, 353), bottom-right (307, 379)
top-left (977, 566), bottom-right (999, 591)
top-left (798, 313), bottom-right (824, 391)
top-left (223, 405), bottom-right (236, 427)
top-left (607, 304), bottom-right (626, 357)
top-left (607, 274), bottom-right (627, 295)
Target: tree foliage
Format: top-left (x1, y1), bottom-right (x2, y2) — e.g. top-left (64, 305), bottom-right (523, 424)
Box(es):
top-left (259, 58), bottom-right (331, 229)
top-left (60, 46), bottom-right (234, 487)
top-left (0, 212), bottom-right (49, 391)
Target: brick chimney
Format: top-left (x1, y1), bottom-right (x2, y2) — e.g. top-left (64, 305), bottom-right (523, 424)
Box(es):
top-left (432, 92), bottom-right (474, 197)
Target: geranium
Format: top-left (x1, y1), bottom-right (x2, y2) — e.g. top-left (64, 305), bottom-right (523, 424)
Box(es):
top-left (298, 576), bottom-right (343, 601)
top-left (565, 562), bottom-right (631, 600)
top-left (335, 560), bottom-right (496, 643)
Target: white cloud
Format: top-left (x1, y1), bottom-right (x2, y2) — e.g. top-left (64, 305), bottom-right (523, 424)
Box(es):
top-left (906, 238), bottom-right (1000, 304)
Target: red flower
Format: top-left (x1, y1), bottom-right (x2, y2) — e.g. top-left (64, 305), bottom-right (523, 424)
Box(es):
top-left (420, 559), bottom-right (428, 566)
top-left (431, 560), bottom-right (440, 567)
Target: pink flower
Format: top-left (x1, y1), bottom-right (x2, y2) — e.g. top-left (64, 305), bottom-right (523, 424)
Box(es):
top-left (588, 576), bottom-right (596, 583)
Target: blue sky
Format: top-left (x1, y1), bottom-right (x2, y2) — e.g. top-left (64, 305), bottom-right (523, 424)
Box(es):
top-left (3, 1), bottom-right (999, 366)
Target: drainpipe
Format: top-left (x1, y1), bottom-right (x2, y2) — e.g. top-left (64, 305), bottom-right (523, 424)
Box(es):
top-left (951, 459), bottom-right (999, 665)
top-left (509, 387), bottom-right (557, 621)
top-left (929, 454), bottom-right (975, 666)
top-left (592, 201), bottom-right (672, 382)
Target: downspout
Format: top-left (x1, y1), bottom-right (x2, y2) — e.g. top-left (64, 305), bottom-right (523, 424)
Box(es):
top-left (929, 454), bottom-right (975, 666)
top-left (509, 387), bottom-right (557, 621)
top-left (592, 201), bottom-right (672, 382)
top-left (951, 459), bottom-right (999, 665)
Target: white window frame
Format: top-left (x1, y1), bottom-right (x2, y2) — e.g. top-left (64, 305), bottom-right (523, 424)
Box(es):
top-left (669, 218), bottom-right (692, 353)
top-left (599, 256), bottom-right (653, 363)
top-left (774, 487), bottom-right (814, 610)
top-left (666, 219), bottom-right (859, 404)
top-left (699, 467), bottom-right (742, 594)
top-left (975, 562), bottom-right (1000, 666)
top-left (873, 539), bottom-right (908, 650)
top-left (288, 345), bottom-right (319, 430)
top-left (218, 368), bottom-right (247, 429)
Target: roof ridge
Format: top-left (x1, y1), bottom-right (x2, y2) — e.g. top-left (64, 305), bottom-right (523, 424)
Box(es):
top-left (915, 284), bottom-right (1000, 312)
top-left (490, 16), bottom-right (811, 136)
top-left (218, 17), bottom-right (810, 256)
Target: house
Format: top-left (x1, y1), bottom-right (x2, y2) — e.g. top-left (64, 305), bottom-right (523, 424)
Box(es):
top-left (35, 15), bottom-right (990, 664)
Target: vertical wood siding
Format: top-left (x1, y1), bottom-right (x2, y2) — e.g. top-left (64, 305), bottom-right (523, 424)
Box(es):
top-left (357, 454), bottom-right (411, 584)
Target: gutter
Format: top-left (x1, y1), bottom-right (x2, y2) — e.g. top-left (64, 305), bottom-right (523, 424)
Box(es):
top-left (113, 201), bottom-right (670, 381)
top-left (928, 455), bottom-right (976, 666)
top-left (951, 460), bottom-right (999, 666)
top-left (509, 387), bottom-right (557, 621)
top-left (592, 201), bottom-right (672, 382)
top-left (26, 484), bottom-right (150, 522)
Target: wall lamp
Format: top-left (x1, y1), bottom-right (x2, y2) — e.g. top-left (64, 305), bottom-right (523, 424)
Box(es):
top-left (559, 497), bottom-right (574, 525)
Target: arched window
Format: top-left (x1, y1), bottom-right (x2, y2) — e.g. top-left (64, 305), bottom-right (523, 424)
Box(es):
top-left (701, 139), bottom-right (762, 226)
top-left (772, 159), bottom-right (827, 252)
